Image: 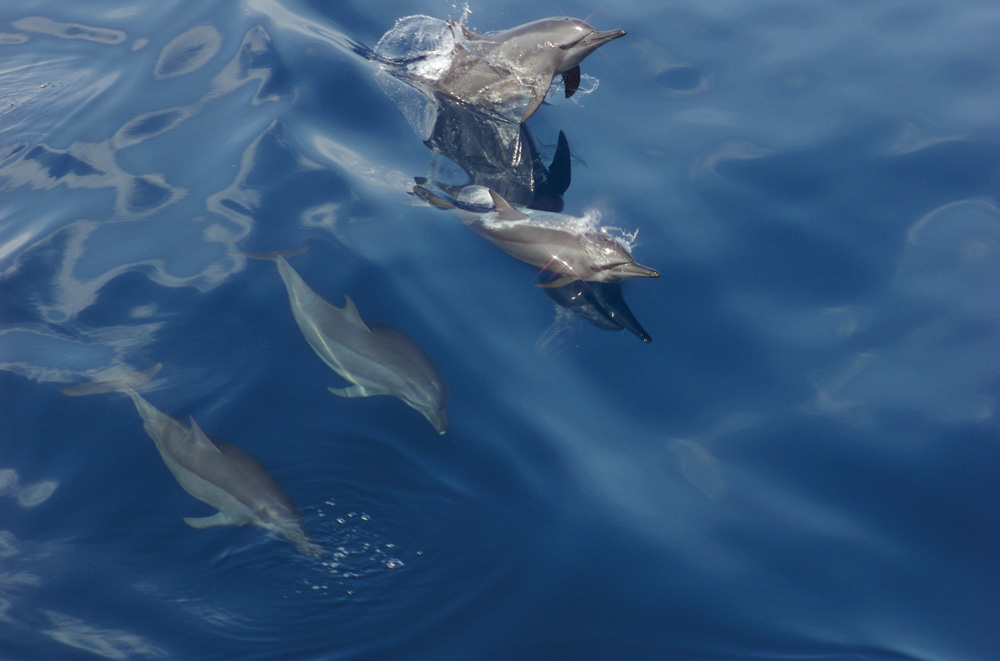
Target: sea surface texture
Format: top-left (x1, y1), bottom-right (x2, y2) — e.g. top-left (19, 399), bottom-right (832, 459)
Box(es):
top-left (2, 1), bottom-right (999, 659)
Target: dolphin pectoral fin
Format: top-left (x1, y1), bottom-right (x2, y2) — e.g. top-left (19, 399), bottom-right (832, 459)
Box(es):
top-left (328, 385), bottom-right (385, 398)
top-left (536, 275), bottom-right (580, 289)
top-left (184, 512), bottom-right (244, 529)
top-left (521, 94), bottom-right (546, 123)
top-left (521, 75), bottom-right (554, 122)
top-left (563, 65), bottom-right (581, 98)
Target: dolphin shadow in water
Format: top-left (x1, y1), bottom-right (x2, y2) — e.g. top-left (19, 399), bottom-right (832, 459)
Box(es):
top-left (59, 364), bottom-right (322, 558)
top-left (374, 15), bottom-right (626, 123)
top-left (423, 92), bottom-right (571, 212)
top-left (235, 249), bottom-right (449, 434)
top-left (543, 280), bottom-right (652, 343)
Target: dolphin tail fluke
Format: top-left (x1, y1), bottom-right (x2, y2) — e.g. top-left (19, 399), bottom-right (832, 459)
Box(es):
top-left (520, 75), bottom-right (555, 122)
top-left (58, 363), bottom-right (163, 397)
top-left (411, 178), bottom-right (457, 210)
top-left (285, 529), bottom-right (324, 558)
top-left (297, 540), bottom-right (325, 559)
top-left (229, 247), bottom-right (309, 262)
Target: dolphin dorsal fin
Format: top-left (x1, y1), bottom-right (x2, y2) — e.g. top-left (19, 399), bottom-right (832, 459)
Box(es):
top-left (187, 416), bottom-right (222, 454)
top-left (342, 296), bottom-right (373, 333)
top-left (447, 19), bottom-right (487, 41)
top-left (548, 131), bottom-right (572, 195)
top-left (489, 190), bottom-right (529, 221)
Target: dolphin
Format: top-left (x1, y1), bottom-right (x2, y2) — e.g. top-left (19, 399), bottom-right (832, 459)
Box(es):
top-left (59, 364), bottom-right (322, 558)
top-left (413, 181), bottom-right (659, 287)
top-left (445, 17), bottom-right (626, 121)
top-left (379, 16), bottom-right (626, 122)
top-left (545, 280), bottom-right (652, 342)
top-left (237, 250), bottom-right (449, 434)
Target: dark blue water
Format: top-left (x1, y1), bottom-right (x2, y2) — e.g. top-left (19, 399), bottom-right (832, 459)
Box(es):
top-left (2, 1), bottom-right (999, 659)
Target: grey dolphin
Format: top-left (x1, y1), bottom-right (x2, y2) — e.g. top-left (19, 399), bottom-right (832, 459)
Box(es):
top-left (414, 182), bottom-right (659, 287)
top-left (59, 364), bottom-right (322, 558)
top-left (237, 250), bottom-right (449, 434)
top-left (386, 16), bottom-right (625, 122)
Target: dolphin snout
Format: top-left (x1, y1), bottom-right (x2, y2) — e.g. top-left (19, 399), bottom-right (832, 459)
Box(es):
top-left (615, 262), bottom-right (660, 279)
top-left (425, 408), bottom-right (449, 434)
top-left (583, 28), bottom-right (626, 47)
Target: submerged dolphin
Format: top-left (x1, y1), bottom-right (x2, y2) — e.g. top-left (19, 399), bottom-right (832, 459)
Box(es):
top-left (237, 250), bottom-right (449, 434)
top-left (380, 16), bottom-right (626, 122)
top-left (59, 364), bottom-right (322, 558)
top-left (545, 280), bottom-right (652, 343)
top-left (413, 181), bottom-right (659, 287)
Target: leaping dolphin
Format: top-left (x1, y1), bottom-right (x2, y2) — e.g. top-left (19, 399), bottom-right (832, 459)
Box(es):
top-left (59, 364), bottom-right (322, 558)
top-left (378, 16), bottom-right (626, 122)
top-left (236, 250), bottom-right (449, 434)
top-left (413, 181), bottom-right (659, 287)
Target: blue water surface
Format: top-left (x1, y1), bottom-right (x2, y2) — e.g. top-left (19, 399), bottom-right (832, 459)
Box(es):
top-left (2, 1), bottom-right (1000, 659)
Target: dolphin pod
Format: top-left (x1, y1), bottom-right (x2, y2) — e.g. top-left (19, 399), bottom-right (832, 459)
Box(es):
top-left (59, 364), bottom-right (322, 558)
top-left (378, 14), bottom-right (656, 340)
top-left (55, 13), bottom-right (645, 559)
top-left (376, 15), bottom-right (626, 122)
top-left (236, 250), bottom-right (449, 434)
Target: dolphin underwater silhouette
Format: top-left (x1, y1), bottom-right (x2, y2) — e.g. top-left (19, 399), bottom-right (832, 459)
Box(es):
top-left (59, 364), bottom-right (322, 558)
top-left (423, 91), bottom-right (573, 211)
top-left (545, 280), bottom-right (652, 343)
top-left (413, 181), bottom-right (659, 287)
top-left (236, 250), bottom-right (449, 434)
top-left (380, 16), bottom-right (626, 122)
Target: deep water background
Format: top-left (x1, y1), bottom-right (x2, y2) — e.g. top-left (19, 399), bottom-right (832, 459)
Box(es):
top-left (2, 1), bottom-right (1000, 659)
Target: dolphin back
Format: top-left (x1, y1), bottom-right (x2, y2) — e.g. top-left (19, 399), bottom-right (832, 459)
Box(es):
top-left (59, 364), bottom-right (163, 397)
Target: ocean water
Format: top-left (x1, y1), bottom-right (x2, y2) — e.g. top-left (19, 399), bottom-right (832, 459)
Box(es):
top-left (2, 1), bottom-right (999, 659)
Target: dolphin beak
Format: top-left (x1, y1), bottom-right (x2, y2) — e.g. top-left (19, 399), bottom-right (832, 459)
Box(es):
top-left (614, 262), bottom-right (660, 279)
top-left (582, 28), bottom-right (627, 48)
top-left (426, 408), bottom-right (449, 434)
